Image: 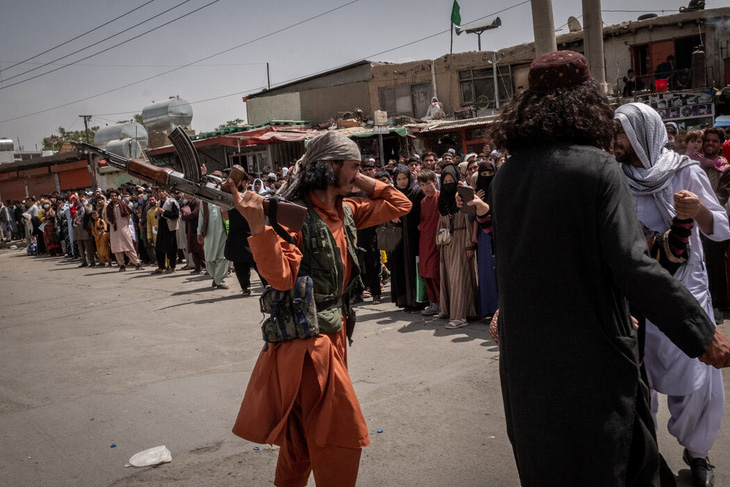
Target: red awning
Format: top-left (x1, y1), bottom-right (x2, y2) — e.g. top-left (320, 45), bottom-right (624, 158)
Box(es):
top-left (145, 127), bottom-right (321, 156)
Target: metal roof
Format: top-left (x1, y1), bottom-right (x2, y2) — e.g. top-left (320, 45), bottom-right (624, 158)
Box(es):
top-left (406, 115), bottom-right (498, 134)
top-left (0, 150), bottom-right (84, 173)
top-left (246, 60), bottom-right (384, 99)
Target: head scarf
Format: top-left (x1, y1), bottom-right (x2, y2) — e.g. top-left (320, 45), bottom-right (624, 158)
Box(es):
top-left (615, 102), bottom-right (698, 228)
top-left (252, 178), bottom-right (266, 195)
top-left (281, 131), bottom-right (361, 197)
top-left (476, 160), bottom-right (496, 197)
top-left (438, 164), bottom-right (460, 216)
top-left (297, 131), bottom-right (359, 170)
top-left (393, 164), bottom-right (419, 199)
top-left (69, 195), bottom-right (79, 216)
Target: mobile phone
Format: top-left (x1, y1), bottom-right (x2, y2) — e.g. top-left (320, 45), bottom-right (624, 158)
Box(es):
top-left (457, 186), bottom-right (476, 214)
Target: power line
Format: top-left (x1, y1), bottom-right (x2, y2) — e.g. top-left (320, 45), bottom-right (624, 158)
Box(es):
top-left (128, 1), bottom-right (533, 111)
top-left (0, 0), bottom-right (199, 88)
top-left (0, 1), bottom-right (154, 73)
top-left (0, 0), bottom-right (360, 123)
top-left (602, 9), bottom-right (676, 13)
top-left (188, 1), bottom-right (532, 104)
top-left (1, 0), bottom-right (530, 124)
top-left (91, 116), bottom-right (126, 125)
top-left (0, 61), bottom-right (268, 68)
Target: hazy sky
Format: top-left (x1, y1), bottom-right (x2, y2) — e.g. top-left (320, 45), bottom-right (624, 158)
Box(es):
top-left (0, 0), bottom-right (708, 150)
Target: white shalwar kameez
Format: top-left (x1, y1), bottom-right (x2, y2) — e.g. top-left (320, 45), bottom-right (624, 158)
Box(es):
top-left (631, 163), bottom-right (728, 459)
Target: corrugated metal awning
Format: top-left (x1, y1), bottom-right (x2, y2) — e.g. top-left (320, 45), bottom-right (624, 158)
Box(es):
top-left (407, 115), bottom-right (498, 134)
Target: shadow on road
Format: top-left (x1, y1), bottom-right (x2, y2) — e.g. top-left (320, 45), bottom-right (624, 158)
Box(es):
top-left (157, 293), bottom-right (246, 310)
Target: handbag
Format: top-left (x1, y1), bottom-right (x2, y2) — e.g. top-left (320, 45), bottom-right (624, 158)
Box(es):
top-left (164, 199), bottom-right (180, 231)
top-left (166, 217), bottom-right (180, 231)
top-left (436, 215), bottom-right (455, 247)
top-left (376, 222), bottom-right (402, 251)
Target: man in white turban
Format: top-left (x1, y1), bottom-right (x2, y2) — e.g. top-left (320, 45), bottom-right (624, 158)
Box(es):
top-left (615, 102), bottom-right (729, 487)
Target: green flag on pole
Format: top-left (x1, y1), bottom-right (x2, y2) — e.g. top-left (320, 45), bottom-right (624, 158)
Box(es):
top-left (451, 0), bottom-right (461, 25)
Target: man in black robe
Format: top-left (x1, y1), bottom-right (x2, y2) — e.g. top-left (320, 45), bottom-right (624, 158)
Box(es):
top-left (486, 51), bottom-right (730, 486)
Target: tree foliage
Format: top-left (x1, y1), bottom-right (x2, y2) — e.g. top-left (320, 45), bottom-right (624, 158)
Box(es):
top-left (215, 118), bottom-right (244, 131)
top-left (42, 126), bottom-right (99, 150)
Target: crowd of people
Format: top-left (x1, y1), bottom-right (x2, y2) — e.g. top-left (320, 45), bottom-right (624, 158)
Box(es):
top-left (1, 146), bottom-right (509, 326)
top-left (0, 183), bottom-right (265, 293)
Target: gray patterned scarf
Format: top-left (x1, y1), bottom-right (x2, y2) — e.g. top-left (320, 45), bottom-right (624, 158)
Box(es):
top-left (616, 102), bottom-right (698, 228)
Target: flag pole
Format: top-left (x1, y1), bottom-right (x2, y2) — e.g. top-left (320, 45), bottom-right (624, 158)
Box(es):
top-left (450, 22), bottom-right (453, 55)
top-left (450, 0), bottom-right (460, 56)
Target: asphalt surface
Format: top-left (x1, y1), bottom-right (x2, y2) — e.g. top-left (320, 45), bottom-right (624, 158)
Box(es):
top-left (0, 246), bottom-right (728, 486)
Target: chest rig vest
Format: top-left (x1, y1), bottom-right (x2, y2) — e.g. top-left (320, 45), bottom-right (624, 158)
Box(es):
top-left (296, 196), bottom-right (361, 334)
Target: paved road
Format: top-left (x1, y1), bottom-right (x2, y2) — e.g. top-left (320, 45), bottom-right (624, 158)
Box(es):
top-left (0, 248), bottom-right (727, 486)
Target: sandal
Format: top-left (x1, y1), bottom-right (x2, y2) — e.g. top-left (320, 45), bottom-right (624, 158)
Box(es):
top-left (445, 319), bottom-right (468, 329)
top-left (241, 289), bottom-right (252, 296)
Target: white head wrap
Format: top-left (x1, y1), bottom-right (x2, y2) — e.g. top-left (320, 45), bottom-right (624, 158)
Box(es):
top-left (252, 178), bottom-right (267, 195)
top-left (615, 102), bottom-right (698, 228)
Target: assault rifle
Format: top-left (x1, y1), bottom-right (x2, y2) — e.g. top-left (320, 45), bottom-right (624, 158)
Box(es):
top-left (71, 127), bottom-right (307, 232)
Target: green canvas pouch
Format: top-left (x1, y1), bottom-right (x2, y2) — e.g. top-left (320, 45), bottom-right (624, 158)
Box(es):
top-left (260, 276), bottom-right (319, 343)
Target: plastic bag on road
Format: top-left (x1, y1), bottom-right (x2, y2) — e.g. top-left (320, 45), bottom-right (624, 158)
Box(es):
top-left (127, 445), bottom-right (172, 467)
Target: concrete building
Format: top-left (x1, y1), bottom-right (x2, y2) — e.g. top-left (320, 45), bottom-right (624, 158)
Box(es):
top-left (245, 61), bottom-right (381, 126)
top-left (0, 150), bottom-right (52, 165)
top-left (0, 151), bottom-right (91, 201)
top-left (242, 6), bottom-right (730, 147)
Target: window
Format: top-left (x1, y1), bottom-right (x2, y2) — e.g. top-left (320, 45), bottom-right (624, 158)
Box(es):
top-left (459, 67), bottom-right (512, 107)
top-left (379, 85), bottom-right (413, 116)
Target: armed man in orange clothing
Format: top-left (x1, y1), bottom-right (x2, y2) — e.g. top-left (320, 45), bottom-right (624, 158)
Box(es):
top-left (229, 131), bottom-right (412, 487)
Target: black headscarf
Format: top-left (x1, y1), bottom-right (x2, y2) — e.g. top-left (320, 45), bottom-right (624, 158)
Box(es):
top-left (438, 164), bottom-right (460, 216)
top-left (393, 164), bottom-right (419, 199)
top-left (475, 161), bottom-right (496, 198)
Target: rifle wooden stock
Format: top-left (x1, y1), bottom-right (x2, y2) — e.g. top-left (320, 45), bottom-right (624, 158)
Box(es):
top-left (224, 164), bottom-right (307, 233)
top-left (127, 159), bottom-right (172, 185)
top-left (261, 199), bottom-right (307, 234)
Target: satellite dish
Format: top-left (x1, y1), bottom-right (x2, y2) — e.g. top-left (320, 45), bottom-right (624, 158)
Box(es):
top-left (567, 16), bottom-right (582, 32)
top-left (476, 95), bottom-right (492, 109)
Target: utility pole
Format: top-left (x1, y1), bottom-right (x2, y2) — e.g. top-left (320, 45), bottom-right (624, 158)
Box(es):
top-left (81, 115), bottom-right (97, 189)
top-left (531, 0), bottom-right (557, 57)
top-left (493, 52), bottom-right (500, 109)
top-left (266, 63), bottom-right (271, 90)
top-left (582, 0), bottom-right (607, 91)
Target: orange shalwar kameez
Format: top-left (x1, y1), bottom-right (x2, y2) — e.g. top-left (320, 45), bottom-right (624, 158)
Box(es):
top-left (232, 181), bottom-right (411, 487)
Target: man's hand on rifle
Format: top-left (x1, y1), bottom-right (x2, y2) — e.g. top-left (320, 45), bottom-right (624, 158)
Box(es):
top-left (228, 177), bottom-right (266, 235)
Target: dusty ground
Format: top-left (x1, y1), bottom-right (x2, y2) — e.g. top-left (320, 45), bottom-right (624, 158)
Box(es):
top-left (0, 246), bottom-right (728, 486)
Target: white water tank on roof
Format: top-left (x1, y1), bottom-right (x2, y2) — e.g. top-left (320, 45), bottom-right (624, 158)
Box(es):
top-left (94, 122), bottom-right (148, 150)
top-left (106, 138), bottom-right (145, 159)
top-left (141, 96), bottom-right (193, 132)
top-left (0, 138), bottom-right (14, 151)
